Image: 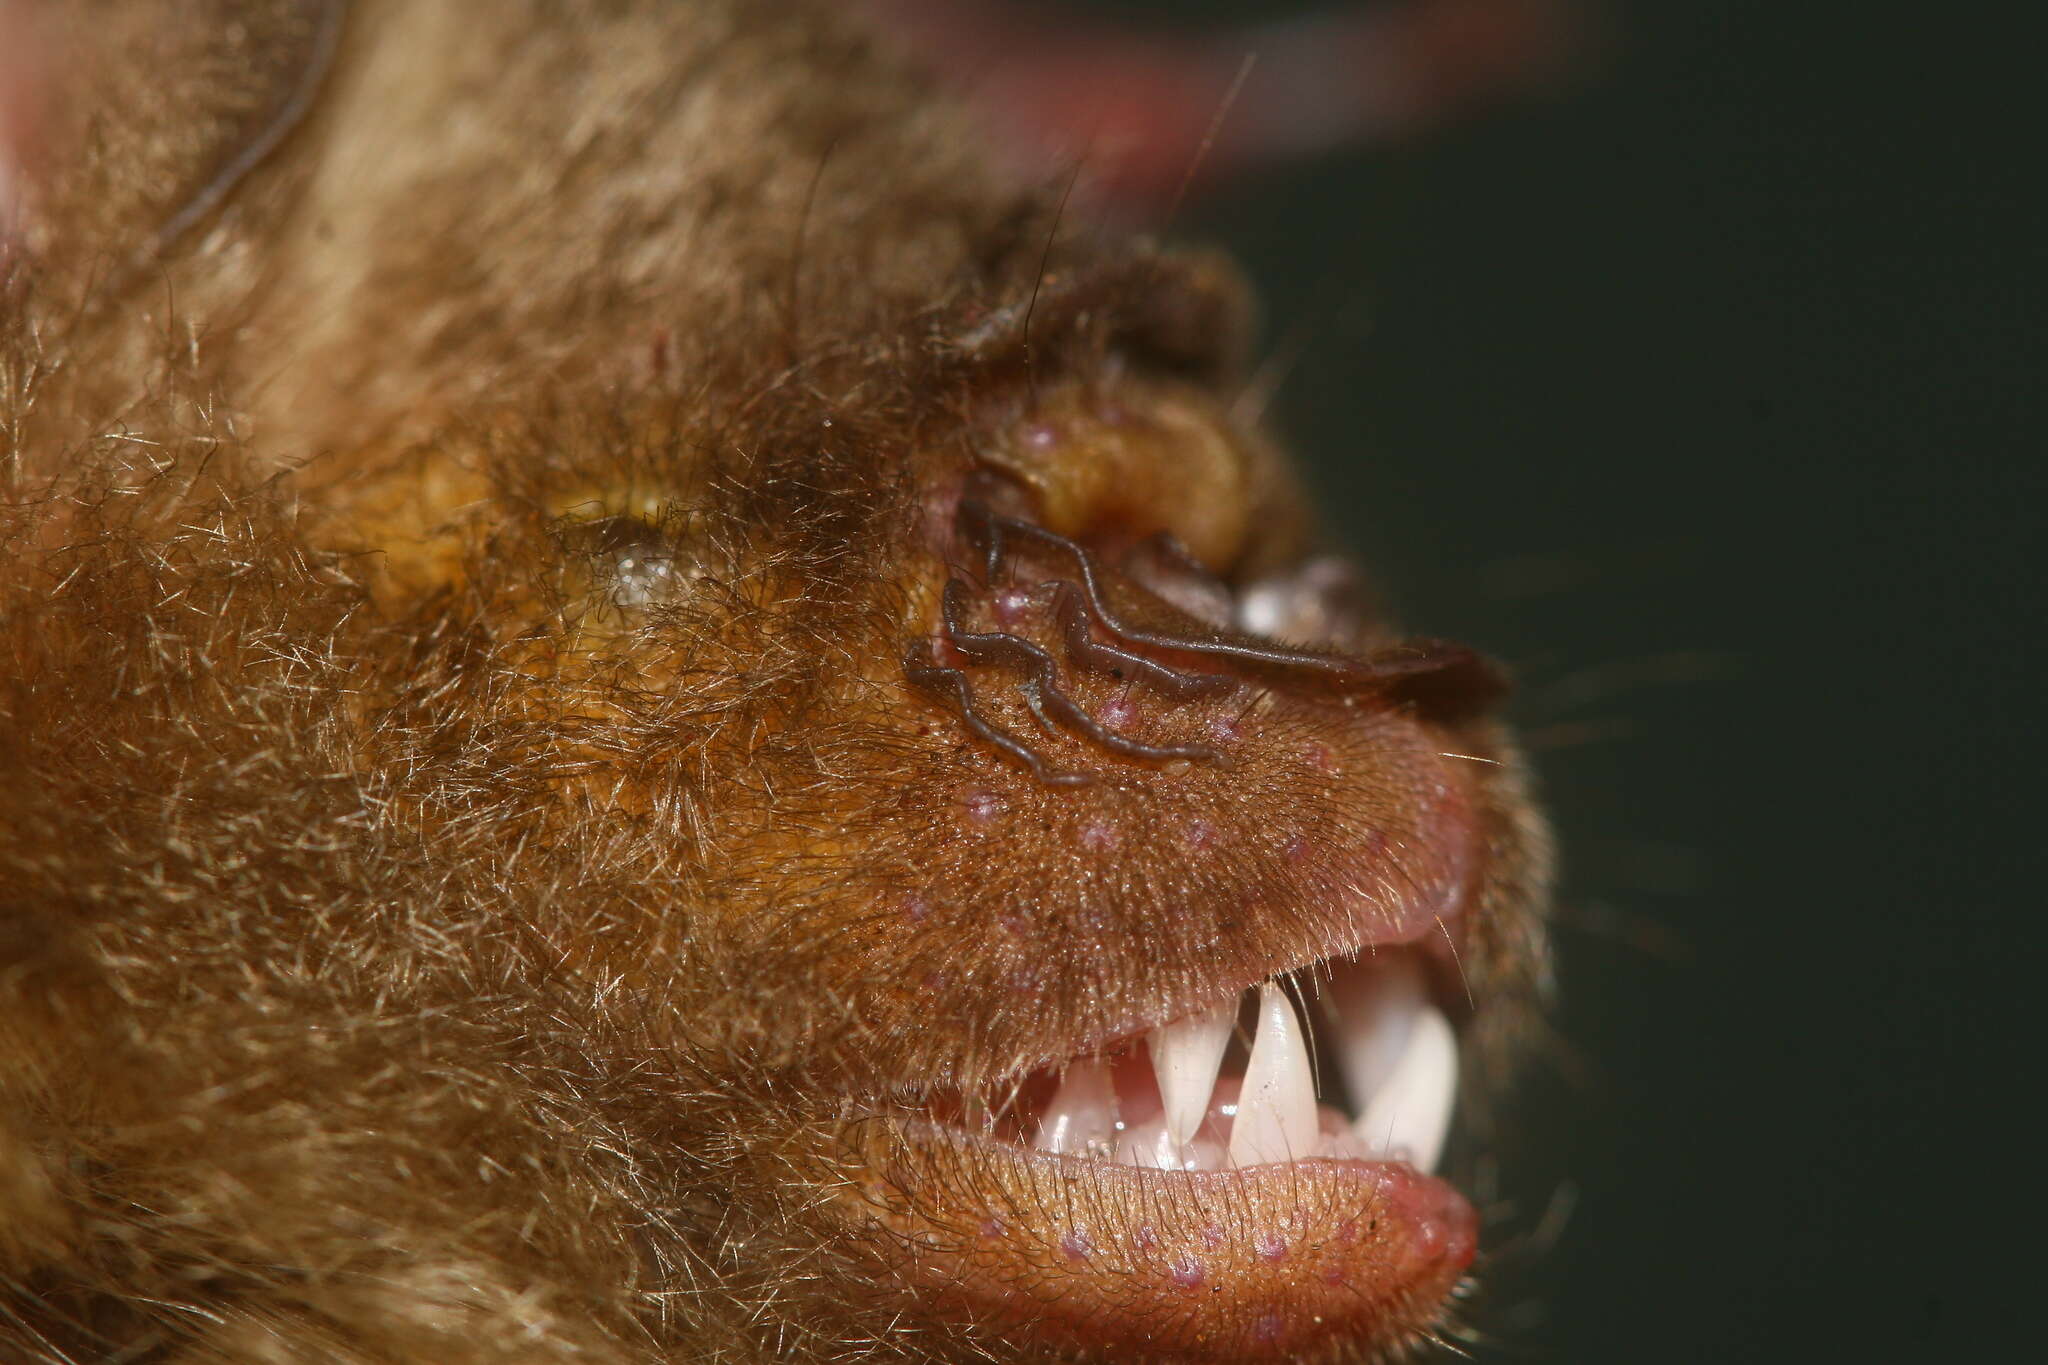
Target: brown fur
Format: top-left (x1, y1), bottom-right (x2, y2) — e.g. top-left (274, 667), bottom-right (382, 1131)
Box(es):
top-left (0, 2), bottom-right (1552, 1360)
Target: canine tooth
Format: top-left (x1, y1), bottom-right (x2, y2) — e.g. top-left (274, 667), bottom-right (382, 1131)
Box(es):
top-left (1352, 1003), bottom-right (1457, 1173)
top-left (1033, 1058), bottom-right (1118, 1157)
top-left (1149, 999), bottom-right (1235, 1152)
top-left (1227, 982), bottom-right (1319, 1168)
top-left (1325, 953), bottom-right (1429, 1116)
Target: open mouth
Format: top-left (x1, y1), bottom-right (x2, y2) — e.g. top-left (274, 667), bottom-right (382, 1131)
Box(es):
top-left (939, 948), bottom-right (1456, 1177)
top-left (854, 941), bottom-right (1479, 1362)
top-left (835, 478), bottom-right (1513, 1359)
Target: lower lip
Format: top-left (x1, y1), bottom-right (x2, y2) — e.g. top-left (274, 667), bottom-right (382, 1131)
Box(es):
top-left (845, 1122), bottom-right (1476, 1361)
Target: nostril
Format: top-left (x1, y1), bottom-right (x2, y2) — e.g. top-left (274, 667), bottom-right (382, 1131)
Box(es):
top-left (956, 466), bottom-right (1042, 535)
top-left (1120, 532), bottom-right (1235, 629)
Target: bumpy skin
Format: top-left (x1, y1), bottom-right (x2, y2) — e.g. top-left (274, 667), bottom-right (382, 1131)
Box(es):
top-left (0, 2), bottom-right (1552, 1362)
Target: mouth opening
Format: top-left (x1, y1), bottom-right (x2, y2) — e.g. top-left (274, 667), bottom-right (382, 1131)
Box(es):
top-left (928, 947), bottom-right (1455, 1177)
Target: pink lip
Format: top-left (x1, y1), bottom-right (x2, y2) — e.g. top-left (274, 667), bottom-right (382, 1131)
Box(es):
top-left (851, 1123), bottom-right (1477, 1361)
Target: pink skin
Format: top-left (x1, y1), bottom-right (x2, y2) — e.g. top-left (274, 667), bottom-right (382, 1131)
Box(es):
top-left (859, 0), bottom-right (1586, 210)
top-left (880, 1118), bottom-right (1477, 1360)
top-left (0, 0), bottom-right (48, 237)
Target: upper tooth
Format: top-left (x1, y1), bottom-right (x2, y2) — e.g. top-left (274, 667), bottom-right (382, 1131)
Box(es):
top-left (1149, 999), bottom-right (1236, 1153)
top-left (1227, 982), bottom-right (1320, 1168)
top-left (1323, 952), bottom-right (1430, 1112)
top-left (1033, 1057), bottom-right (1119, 1157)
top-left (1351, 1002), bottom-right (1457, 1173)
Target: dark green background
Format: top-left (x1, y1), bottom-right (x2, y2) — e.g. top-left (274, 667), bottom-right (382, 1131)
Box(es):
top-left (1090, 1), bottom-right (2033, 1359)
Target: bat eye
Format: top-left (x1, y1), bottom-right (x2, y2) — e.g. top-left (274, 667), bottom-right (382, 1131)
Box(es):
top-left (561, 514), bottom-right (696, 609)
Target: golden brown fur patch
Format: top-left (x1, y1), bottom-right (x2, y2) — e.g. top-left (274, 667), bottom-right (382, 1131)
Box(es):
top-left (0, 3), bottom-right (1551, 1360)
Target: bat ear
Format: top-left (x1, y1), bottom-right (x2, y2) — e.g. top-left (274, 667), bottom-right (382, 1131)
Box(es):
top-left (1, 0), bottom-right (343, 287)
top-left (0, 0), bottom-right (51, 247)
top-left (865, 0), bottom-right (1590, 216)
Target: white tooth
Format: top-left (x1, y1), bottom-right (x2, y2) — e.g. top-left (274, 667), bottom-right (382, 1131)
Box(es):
top-left (1149, 999), bottom-right (1236, 1152)
top-left (1033, 1058), bottom-right (1119, 1157)
top-left (1113, 1115), bottom-right (1183, 1169)
top-left (1183, 1132), bottom-right (1226, 1171)
top-left (1227, 982), bottom-right (1320, 1168)
top-left (1324, 952), bottom-right (1430, 1116)
top-left (1317, 1124), bottom-right (1377, 1162)
top-left (1352, 1003), bottom-right (1457, 1174)
top-left (1114, 1116), bottom-right (1228, 1170)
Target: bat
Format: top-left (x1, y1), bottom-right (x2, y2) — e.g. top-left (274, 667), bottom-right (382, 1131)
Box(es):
top-left (0, 1), bottom-right (1559, 1360)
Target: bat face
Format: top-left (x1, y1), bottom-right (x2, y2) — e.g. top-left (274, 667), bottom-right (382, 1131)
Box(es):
top-left (0, 2), bottom-right (1552, 1361)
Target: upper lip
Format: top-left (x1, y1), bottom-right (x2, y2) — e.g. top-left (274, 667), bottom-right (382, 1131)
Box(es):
top-left (870, 499), bottom-right (1494, 1092)
top-left (982, 875), bottom-right (1468, 1097)
top-left (833, 537), bottom-right (1492, 1103)
top-left (963, 776), bottom-right (1478, 1094)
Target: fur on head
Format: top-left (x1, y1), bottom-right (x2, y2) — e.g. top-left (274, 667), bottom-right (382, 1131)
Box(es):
top-left (0, 2), bottom-right (1552, 1361)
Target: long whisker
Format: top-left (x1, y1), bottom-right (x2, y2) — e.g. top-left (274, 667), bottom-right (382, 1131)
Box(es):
top-left (1160, 50), bottom-right (1258, 231)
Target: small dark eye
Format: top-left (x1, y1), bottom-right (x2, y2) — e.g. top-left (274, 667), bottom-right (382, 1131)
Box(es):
top-left (563, 515), bottom-right (695, 609)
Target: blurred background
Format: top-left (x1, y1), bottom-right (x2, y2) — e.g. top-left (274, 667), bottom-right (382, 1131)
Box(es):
top-left (972, 1), bottom-right (2033, 1358)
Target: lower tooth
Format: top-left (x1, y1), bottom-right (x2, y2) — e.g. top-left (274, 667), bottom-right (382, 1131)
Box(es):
top-left (1033, 1058), bottom-right (1119, 1157)
top-left (1114, 1116), bottom-right (1184, 1169)
top-left (1115, 1116), bottom-right (1226, 1171)
top-left (1150, 1000), bottom-right (1236, 1152)
top-left (1317, 1125), bottom-right (1377, 1162)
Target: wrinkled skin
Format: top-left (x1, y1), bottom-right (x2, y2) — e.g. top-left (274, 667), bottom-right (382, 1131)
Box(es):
top-left (0, 2), bottom-right (1552, 1361)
